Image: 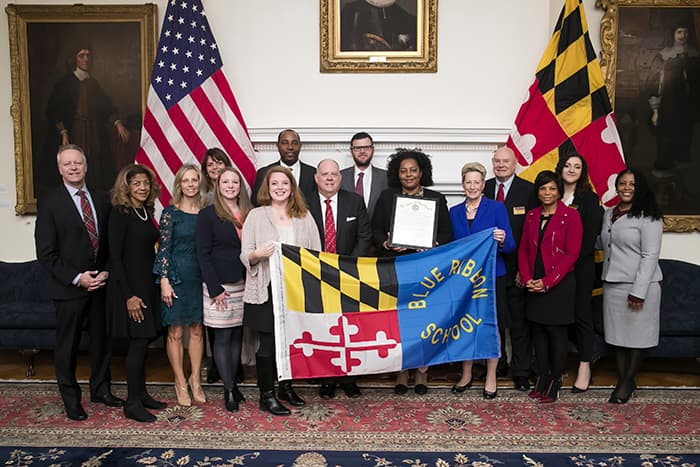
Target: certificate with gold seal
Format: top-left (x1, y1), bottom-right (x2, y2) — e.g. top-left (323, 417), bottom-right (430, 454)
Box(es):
top-left (388, 195), bottom-right (438, 250)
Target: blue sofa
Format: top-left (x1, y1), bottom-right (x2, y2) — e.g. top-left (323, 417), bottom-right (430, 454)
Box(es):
top-left (0, 260), bottom-right (59, 376)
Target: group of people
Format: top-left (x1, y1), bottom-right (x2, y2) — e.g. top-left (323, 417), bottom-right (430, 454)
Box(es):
top-left (34, 129), bottom-right (663, 423)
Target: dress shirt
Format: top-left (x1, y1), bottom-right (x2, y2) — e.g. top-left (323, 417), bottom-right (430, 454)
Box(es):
top-left (494, 174), bottom-right (515, 200)
top-left (281, 160), bottom-right (301, 184)
top-left (64, 182), bottom-right (99, 236)
top-left (319, 192), bottom-right (338, 227)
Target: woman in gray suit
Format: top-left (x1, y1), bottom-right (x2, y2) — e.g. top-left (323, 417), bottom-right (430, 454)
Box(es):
top-left (601, 168), bottom-right (663, 404)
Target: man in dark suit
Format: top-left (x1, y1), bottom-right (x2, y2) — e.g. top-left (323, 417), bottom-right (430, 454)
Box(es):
top-left (35, 144), bottom-right (122, 421)
top-left (251, 129), bottom-right (316, 205)
top-left (340, 131), bottom-right (388, 221)
top-left (484, 146), bottom-right (536, 391)
top-left (308, 159), bottom-right (372, 398)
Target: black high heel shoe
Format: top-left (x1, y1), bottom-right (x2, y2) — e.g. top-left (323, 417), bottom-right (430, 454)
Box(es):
top-left (571, 376), bottom-right (592, 394)
top-left (482, 388), bottom-right (498, 400)
top-left (608, 383), bottom-right (636, 404)
top-left (451, 379), bottom-right (473, 394)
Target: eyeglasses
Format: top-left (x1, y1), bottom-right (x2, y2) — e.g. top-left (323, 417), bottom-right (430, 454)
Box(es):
top-left (351, 145), bottom-right (373, 151)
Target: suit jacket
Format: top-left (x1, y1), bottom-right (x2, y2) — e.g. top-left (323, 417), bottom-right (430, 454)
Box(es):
top-left (518, 201), bottom-right (582, 290)
top-left (449, 197), bottom-right (515, 277)
top-left (485, 175), bottom-right (535, 278)
top-left (195, 205), bottom-right (246, 298)
top-left (371, 187), bottom-right (453, 256)
top-left (35, 184), bottom-right (110, 300)
top-left (251, 160), bottom-right (317, 206)
top-left (340, 165), bottom-right (388, 220)
top-left (600, 209), bottom-right (663, 300)
top-left (308, 189), bottom-right (372, 256)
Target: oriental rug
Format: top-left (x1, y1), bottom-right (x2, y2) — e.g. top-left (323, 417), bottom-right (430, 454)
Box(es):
top-left (0, 383), bottom-right (698, 459)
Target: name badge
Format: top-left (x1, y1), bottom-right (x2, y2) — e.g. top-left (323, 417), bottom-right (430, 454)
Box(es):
top-left (513, 206), bottom-right (526, 215)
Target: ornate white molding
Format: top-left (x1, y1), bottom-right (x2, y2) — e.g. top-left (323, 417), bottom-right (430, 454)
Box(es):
top-left (248, 127), bottom-right (512, 204)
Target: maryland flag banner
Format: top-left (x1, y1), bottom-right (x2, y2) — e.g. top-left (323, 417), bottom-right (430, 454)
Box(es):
top-left (270, 230), bottom-right (499, 381)
top-left (507, 0), bottom-right (626, 206)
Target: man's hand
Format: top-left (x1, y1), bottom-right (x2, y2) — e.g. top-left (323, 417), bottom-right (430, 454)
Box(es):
top-left (79, 270), bottom-right (105, 291)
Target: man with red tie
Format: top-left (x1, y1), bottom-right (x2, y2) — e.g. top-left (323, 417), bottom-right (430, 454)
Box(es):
top-left (340, 132), bottom-right (388, 221)
top-left (35, 144), bottom-right (122, 421)
top-left (308, 159), bottom-right (372, 399)
top-left (484, 146), bottom-right (536, 391)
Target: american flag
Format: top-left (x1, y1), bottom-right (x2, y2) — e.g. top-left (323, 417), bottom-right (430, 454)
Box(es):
top-left (136, 0), bottom-right (256, 207)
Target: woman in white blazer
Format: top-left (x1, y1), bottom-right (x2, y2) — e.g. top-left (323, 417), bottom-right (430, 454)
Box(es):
top-left (600, 168), bottom-right (663, 404)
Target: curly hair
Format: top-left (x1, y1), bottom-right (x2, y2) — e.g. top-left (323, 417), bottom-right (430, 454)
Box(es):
top-left (533, 170), bottom-right (563, 202)
top-left (255, 166), bottom-right (308, 218)
top-left (170, 163), bottom-right (204, 209)
top-left (555, 153), bottom-right (593, 198)
top-left (213, 166), bottom-right (252, 228)
top-left (201, 148), bottom-right (232, 192)
top-left (615, 168), bottom-right (662, 220)
top-left (386, 148), bottom-right (434, 188)
top-left (110, 163), bottom-right (160, 216)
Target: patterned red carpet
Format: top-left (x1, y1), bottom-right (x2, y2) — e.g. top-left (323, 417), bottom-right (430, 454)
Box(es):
top-left (1, 382), bottom-right (698, 453)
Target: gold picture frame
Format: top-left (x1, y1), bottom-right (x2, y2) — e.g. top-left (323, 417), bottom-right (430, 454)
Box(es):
top-left (597, 0), bottom-right (700, 232)
top-left (320, 0), bottom-right (437, 73)
top-left (6, 4), bottom-right (158, 214)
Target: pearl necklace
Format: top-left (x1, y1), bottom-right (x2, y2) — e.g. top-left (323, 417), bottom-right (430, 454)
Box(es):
top-left (133, 206), bottom-right (148, 221)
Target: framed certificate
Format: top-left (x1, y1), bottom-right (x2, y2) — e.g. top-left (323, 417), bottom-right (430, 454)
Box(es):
top-left (388, 195), bottom-right (438, 250)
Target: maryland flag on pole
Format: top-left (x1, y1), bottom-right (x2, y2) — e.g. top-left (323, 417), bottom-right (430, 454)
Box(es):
top-left (507, 0), bottom-right (626, 206)
top-left (269, 230), bottom-right (499, 381)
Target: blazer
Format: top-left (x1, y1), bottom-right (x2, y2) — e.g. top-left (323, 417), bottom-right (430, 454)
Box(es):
top-left (195, 205), bottom-right (246, 298)
top-left (340, 165), bottom-right (388, 220)
top-left (371, 187), bottom-right (453, 256)
top-left (518, 201), bottom-right (583, 290)
top-left (308, 189), bottom-right (372, 257)
top-left (569, 190), bottom-right (603, 262)
top-left (449, 197), bottom-right (515, 277)
top-left (484, 176), bottom-right (535, 278)
top-left (35, 184), bottom-right (110, 300)
top-left (251, 161), bottom-right (317, 206)
top-left (600, 209), bottom-right (663, 300)
top-left (484, 175), bottom-right (535, 244)
top-left (240, 206), bottom-right (321, 304)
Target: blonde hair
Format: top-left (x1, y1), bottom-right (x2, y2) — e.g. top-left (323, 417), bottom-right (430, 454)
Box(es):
top-left (461, 162), bottom-right (487, 182)
top-left (170, 164), bottom-right (204, 208)
top-left (256, 166), bottom-right (308, 218)
top-left (213, 167), bottom-right (252, 228)
top-left (110, 163), bottom-right (161, 215)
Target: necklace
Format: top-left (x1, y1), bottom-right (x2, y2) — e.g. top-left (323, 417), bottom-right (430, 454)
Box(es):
top-left (133, 206), bottom-right (148, 221)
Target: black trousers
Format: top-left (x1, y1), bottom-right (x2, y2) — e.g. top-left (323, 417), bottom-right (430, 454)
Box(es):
top-left (53, 290), bottom-right (111, 409)
top-left (507, 284), bottom-right (531, 378)
top-left (531, 322), bottom-right (568, 379)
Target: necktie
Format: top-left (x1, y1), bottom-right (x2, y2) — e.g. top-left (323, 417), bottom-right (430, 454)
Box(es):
top-left (496, 183), bottom-right (505, 202)
top-left (77, 190), bottom-right (99, 257)
top-left (324, 199), bottom-right (336, 253)
top-left (355, 172), bottom-right (365, 197)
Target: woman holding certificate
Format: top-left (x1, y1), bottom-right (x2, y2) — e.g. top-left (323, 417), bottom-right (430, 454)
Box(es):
top-left (371, 148), bottom-right (453, 396)
top-left (449, 162), bottom-right (515, 400)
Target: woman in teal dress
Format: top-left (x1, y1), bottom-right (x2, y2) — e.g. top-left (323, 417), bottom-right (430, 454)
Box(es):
top-left (154, 164), bottom-right (205, 406)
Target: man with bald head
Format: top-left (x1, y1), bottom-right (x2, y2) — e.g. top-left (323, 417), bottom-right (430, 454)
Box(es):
top-left (251, 129), bottom-right (317, 205)
top-left (484, 146), bottom-right (536, 391)
top-left (307, 159), bottom-right (372, 398)
top-left (35, 144), bottom-right (122, 421)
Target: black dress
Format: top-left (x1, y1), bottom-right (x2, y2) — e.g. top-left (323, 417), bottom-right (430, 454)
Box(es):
top-left (107, 208), bottom-right (161, 339)
top-left (525, 214), bottom-right (575, 326)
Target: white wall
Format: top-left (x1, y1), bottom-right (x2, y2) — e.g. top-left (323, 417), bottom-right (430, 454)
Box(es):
top-left (0, 0), bottom-right (697, 263)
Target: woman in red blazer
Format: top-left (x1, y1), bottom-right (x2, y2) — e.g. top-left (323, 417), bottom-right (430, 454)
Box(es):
top-left (518, 170), bottom-right (582, 402)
